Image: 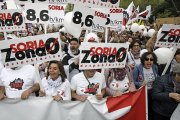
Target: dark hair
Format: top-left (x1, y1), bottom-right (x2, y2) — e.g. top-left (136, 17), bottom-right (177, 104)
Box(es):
top-left (46, 60), bottom-right (67, 82)
top-left (129, 40), bottom-right (141, 49)
top-left (101, 39), bottom-right (105, 43)
top-left (140, 52), bottom-right (157, 66)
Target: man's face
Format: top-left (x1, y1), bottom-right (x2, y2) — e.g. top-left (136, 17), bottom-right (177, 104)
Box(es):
top-left (84, 69), bottom-right (96, 78)
top-left (70, 41), bottom-right (79, 54)
top-left (79, 37), bottom-right (84, 42)
top-left (175, 54), bottom-right (180, 63)
top-left (153, 37), bottom-right (157, 43)
top-left (48, 29), bottom-right (52, 33)
top-left (121, 35), bottom-right (128, 41)
top-left (175, 74), bottom-right (180, 82)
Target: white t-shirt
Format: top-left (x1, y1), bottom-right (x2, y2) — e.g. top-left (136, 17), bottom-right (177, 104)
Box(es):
top-left (0, 65), bottom-right (39, 98)
top-left (71, 72), bottom-right (106, 96)
top-left (41, 77), bottom-right (71, 100)
top-left (143, 67), bottom-right (155, 90)
top-left (127, 52), bottom-right (141, 67)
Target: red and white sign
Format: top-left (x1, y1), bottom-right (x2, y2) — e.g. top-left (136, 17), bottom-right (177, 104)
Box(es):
top-left (0, 33), bottom-right (62, 68)
top-left (14, 0), bottom-right (67, 5)
top-left (25, 3), bottom-right (65, 24)
top-left (79, 42), bottom-right (129, 69)
top-left (71, 5), bottom-right (107, 31)
top-left (67, 0), bottom-right (120, 8)
top-left (0, 87), bottom-right (147, 120)
top-left (0, 9), bottom-right (25, 32)
top-left (155, 24), bottom-right (180, 48)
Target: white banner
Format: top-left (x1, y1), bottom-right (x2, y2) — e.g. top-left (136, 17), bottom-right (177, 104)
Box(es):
top-left (0, 87), bottom-right (146, 120)
top-left (71, 5), bottom-right (107, 32)
top-left (155, 24), bottom-right (180, 48)
top-left (0, 9), bottom-right (25, 32)
top-left (67, 0), bottom-right (120, 8)
top-left (14, 0), bottom-right (67, 5)
top-left (0, 33), bottom-right (62, 68)
top-left (25, 3), bottom-right (65, 24)
top-left (79, 43), bottom-right (129, 69)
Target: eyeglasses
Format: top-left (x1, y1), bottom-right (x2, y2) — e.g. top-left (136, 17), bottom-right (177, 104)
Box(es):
top-left (122, 36), bottom-right (127, 38)
top-left (145, 58), bottom-right (154, 61)
top-left (133, 45), bottom-right (140, 47)
top-left (133, 34), bottom-right (136, 36)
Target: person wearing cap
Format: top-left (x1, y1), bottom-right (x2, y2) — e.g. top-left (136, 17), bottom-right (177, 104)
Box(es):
top-left (152, 63), bottom-right (180, 120)
top-left (62, 38), bottom-right (81, 82)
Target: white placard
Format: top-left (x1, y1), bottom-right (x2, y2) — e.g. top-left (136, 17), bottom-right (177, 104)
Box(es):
top-left (14, 0), bottom-right (67, 5)
top-left (25, 3), bottom-right (65, 24)
top-left (0, 33), bottom-right (62, 68)
top-left (79, 42), bottom-right (129, 69)
top-left (155, 24), bottom-right (180, 48)
top-left (67, 0), bottom-right (120, 8)
top-left (71, 5), bottom-right (107, 31)
top-left (0, 9), bottom-right (25, 32)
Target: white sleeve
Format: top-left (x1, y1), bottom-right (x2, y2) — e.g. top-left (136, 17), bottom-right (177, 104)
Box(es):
top-left (61, 80), bottom-right (71, 100)
top-left (70, 76), bottom-right (77, 91)
top-left (32, 67), bottom-right (39, 85)
top-left (102, 75), bottom-right (106, 89)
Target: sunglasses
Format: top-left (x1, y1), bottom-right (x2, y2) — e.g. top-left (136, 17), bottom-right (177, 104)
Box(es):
top-left (145, 58), bottom-right (154, 61)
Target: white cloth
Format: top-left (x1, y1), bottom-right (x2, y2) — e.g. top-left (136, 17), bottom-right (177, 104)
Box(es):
top-left (143, 67), bottom-right (155, 90)
top-left (0, 65), bottom-right (38, 98)
top-left (127, 52), bottom-right (141, 67)
top-left (71, 72), bottom-right (106, 96)
top-left (42, 77), bottom-right (71, 100)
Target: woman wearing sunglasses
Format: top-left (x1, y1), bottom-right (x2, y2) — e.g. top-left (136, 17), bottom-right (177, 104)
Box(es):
top-left (39, 60), bottom-right (71, 101)
top-left (133, 52), bottom-right (159, 120)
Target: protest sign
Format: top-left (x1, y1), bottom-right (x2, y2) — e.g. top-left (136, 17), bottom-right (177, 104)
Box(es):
top-left (0, 87), bottom-right (146, 120)
top-left (25, 3), bottom-right (65, 24)
top-left (67, 0), bottom-right (120, 8)
top-left (175, 17), bottom-right (180, 25)
top-left (0, 33), bottom-right (62, 68)
top-left (71, 5), bottom-right (107, 32)
top-left (155, 24), bottom-right (180, 48)
top-left (14, 0), bottom-right (67, 5)
top-left (79, 42), bottom-right (129, 69)
top-left (0, 9), bottom-right (25, 32)
top-left (155, 18), bottom-right (174, 31)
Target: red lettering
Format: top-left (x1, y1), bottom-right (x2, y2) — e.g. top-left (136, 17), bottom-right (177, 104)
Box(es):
top-left (169, 29), bottom-right (174, 36)
top-left (3, 13), bottom-right (6, 20)
top-left (38, 40), bottom-right (45, 48)
top-left (0, 13), bottom-right (3, 20)
top-left (174, 29), bottom-right (180, 36)
top-left (48, 5), bottom-right (64, 10)
top-left (7, 13), bottom-right (12, 19)
top-left (17, 43), bottom-right (26, 51)
top-left (90, 47), bottom-right (95, 56)
top-left (10, 44), bottom-right (17, 53)
top-left (109, 47), bottom-right (111, 55)
top-left (103, 47), bottom-right (109, 55)
top-left (95, 47), bottom-right (103, 55)
top-left (33, 41), bottom-right (37, 49)
top-left (111, 48), bottom-right (117, 54)
top-left (26, 41), bottom-right (34, 49)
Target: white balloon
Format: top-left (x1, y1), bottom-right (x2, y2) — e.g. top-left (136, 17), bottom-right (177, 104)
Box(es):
top-left (154, 48), bottom-right (173, 64)
top-left (139, 25), bottom-right (145, 33)
top-left (140, 49), bottom-right (148, 57)
top-left (157, 28), bottom-right (162, 40)
top-left (86, 33), bottom-right (99, 43)
top-left (143, 30), bottom-right (148, 36)
top-left (63, 12), bottom-right (82, 38)
top-left (60, 27), bottom-right (67, 33)
top-left (125, 26), bottom-right (130, 31)
top-left (131, 23), bottom-right (139, 33)
top-left (148, 29), bottom-right (155, 37)
top-left (121, 26), bottom-right (125, 32)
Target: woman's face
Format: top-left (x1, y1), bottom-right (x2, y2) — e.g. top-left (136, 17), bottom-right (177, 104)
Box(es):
top-left (175, 54), bottom-right (180, 63)
top-left (143, 54), bottom-right (154, 69)
top-left (28, 33), bottom-right (32, 36)
top-left (132, 42), bottom-right (140, 52)
top-left (48, 63), bottom-right (61, 80)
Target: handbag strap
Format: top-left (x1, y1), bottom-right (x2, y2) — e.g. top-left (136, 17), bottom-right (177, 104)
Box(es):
top-left (83, 72), bottom-right (96, 95)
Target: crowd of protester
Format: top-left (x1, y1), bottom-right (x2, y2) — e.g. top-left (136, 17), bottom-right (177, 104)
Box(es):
top-left (0, 23), bottom-right (180, 120)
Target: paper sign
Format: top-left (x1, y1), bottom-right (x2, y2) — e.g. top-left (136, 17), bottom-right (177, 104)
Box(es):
top-left (0, 9), bottom-right (25, 32)
top-left (0, 33), bottom-right (62, 68)
top-left (71, 5), bottom-right (107, 31)
top-left (67, 0), bottom-right (120, 8)
top-left (155, 24), bottom-right (180, 48)
top-left (25, 3), bottom-right (65, 24)
top-left (79, 42), bottom-right (129, 69)
top-left (14, 0), bottom-right (67, 5)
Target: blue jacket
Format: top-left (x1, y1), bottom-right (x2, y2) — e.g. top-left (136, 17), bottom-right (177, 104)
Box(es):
top-left (133, 64), bottom-right (159, 89)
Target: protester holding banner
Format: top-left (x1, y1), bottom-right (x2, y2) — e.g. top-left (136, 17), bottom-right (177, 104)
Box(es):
top-left (127, 40), bottom-right (142, 69)
top-left (152, 64), bottom-right (180, 120)
top-left (133, 51), bottom-right (158, 120)
top-left (62, 38), bottom-right (81, 82)
top-left (0, 65), bottom-right (40, 99)
top-left (39, 61), bottom-right (71, 101)
top-left (71, 69), bottom-right (106, 102)
top-left (104, 65), bottom-right (136, 97)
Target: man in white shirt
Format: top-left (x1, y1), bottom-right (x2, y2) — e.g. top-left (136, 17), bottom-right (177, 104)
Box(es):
top-left (71, 69), bottom-right (106, 102)
top-left (0, 65), bottom-right (40, 100)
